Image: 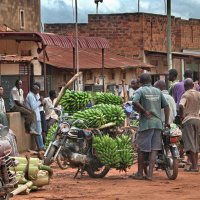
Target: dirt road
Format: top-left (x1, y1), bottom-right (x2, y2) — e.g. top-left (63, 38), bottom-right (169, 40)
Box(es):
top-left (13, 164), bottom-right (200, 200)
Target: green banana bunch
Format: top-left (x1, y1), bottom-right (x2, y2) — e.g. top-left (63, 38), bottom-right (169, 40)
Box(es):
top-left (93, 92), bottom-right (122, 105)
top-left (116, 134), bottom-right (134, 171)
top-left (45, 123), bottom-right (58, 148)
top-left (130, 120), bottom-right (139, 127)
top-left (72, 108), bottom-right (106, 128)
top-left (60, 90), bottom-right (92, 114)
top-left (92, 104), bottom-right (125, 126)
top-left (93, 134), bottom-right (134, 171)
top-left (93, 135), bottom-right (120, 168)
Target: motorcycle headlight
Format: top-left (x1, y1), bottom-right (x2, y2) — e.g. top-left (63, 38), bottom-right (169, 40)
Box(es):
top-left (59, 123), bottom-right (70, 133)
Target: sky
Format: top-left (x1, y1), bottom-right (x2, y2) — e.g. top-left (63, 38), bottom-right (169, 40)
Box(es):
top-left (41, 0), bottom-right (200, 24)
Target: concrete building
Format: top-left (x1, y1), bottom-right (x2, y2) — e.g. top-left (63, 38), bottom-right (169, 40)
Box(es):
top-left (0, 0), bottom-right (40, 32)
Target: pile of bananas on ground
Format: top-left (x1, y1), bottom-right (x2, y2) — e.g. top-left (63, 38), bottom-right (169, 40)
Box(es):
top-left (93, 134), bottom-right (134, 171)
top-left (60, 90), bottom-right (92, 114)
top-left (45, 123), bottom-right (58, 148)
top-left (72, 108), bottom-right (106, 128)
top-left (92, 104), bottom-right (125, 126)
top-left (93, 92), bottom-right (122, 105)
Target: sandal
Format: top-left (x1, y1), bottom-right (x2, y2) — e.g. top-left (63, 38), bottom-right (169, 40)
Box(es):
top-left (144, 176), bottom-right (152, 181)
top-left (129, 172), bottom-right (144, 180)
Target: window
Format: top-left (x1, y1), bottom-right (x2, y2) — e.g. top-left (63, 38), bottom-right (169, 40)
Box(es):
top-left (86, 71), bottom-right (93, 80)
top-left (111, 71), bottom-right (115, 80)
top-left (19, 9), bottom-right (25, 29)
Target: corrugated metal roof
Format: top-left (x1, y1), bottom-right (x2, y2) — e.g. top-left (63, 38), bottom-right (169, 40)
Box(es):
top-left (0, 55), bottom-right (36, 63)
top-left (40, 46), bottom-right (154, 70)
top-left (145, 50), bottom-right (200, 59)
top-left (0, 32), bottom-right (110, 49)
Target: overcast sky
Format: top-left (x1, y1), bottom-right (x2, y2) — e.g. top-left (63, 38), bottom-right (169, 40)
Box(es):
top-left (41, 0), bottom-right (200, 24)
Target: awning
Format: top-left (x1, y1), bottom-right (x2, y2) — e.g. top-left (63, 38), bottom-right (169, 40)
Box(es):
top-left (39, 46), bottom-right (155, 70)
top-left (0, 32), bottom-right (110, 49)
top-left (0, 55), bottom-right (37, 63)
top-left (145, 50), bottom-right (200, 59)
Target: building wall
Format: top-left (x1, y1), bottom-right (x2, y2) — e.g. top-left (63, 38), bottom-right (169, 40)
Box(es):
top-left (44, 12), bottom-right (200, 58)
top-left (0, 40), bottom-right (42, 75)
top-left (0, 0), bottom-right (40, 32)
top-left (44, 23), bottom-right (89, 36)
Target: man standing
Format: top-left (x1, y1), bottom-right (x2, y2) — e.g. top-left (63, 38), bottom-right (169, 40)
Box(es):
top-left (154, 80), bottom-right (177, 124)
top-left (9, 80), bottom-right (36, 134)
top-left (179, 78), bottom-right (200, 172)
top-left (168, 69), bottom-right (178, 96)
top-left (0, 86), bottom-right (8, 126)
top-left (132, 73), bottom-right (169, 180)
top-left (43, 90), bottom-right (60, 131)
top-left (26, 83), bottom-right (44, 151)
top-left (129, 78), bottom-right (140, 100)
top-left (173, 69), bottom-right (193, 110)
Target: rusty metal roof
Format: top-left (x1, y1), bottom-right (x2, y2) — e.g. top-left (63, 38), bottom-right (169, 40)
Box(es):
top-left (0, 32), bottom-right (109, 49)
top-left (0, 55), bottom-right (36, 63)
top-left (40, 46), bottom-right (154, 70)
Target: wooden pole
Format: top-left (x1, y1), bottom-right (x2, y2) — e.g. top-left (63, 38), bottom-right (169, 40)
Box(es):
top-left (11, 181), bottom-right (33, 196)
top-left (122, 79), bottom-right (128, 127)
top-left (54, 72), bottom-right (82, 107)
top-left (167, 0), bottom-right (172, 70)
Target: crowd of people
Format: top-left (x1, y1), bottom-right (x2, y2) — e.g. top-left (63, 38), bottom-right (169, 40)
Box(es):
top-left (0, 70), bottom-right (199, 181)
top-left (129, 69), bottom-right (200, 180)
top-left (0, 80), bottom-right (60, 154)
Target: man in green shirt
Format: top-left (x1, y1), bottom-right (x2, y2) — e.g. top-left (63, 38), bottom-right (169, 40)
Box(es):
top-left (132, 73), bottom-right (170, 180)
top-left (168, 69), bottom-right (179, 96)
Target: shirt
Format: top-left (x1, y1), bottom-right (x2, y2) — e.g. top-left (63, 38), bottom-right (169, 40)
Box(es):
top-left (168, 80), bottom-right (179, 96)
top-left (9, 86), bottom-right (24, 109)
top-left (0, 97), bottom-right (6, 113)
top-left (36, 93), bottom-right (44, 112)
top-left (133, 84), bottom-right (169, 131)
top-left (173, 81), bottom-right (185, 110)
top-left (26, 92), bottom-right (41, 121)
top-left (161, 90), bottom-right (177, 124)
top-left (43, 97), bottom-right (59, 120)
top-left (179, 89), bottom-right (200, 124)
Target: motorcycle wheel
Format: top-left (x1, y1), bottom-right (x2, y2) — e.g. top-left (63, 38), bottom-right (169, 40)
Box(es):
top-left (0, 180), bottom-right (9, 200)
top-left (86, 165), bottom-right (110, 178)
top-left (164, 147), bottom-right (179, 180)
top-left (56, 153), bottom-right (69, 170)
top-left (43, 145), bottom-right (57, 166)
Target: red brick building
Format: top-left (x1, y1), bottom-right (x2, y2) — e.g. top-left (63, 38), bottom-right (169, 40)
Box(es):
top-left (44, 12), bottom-right (200, 81)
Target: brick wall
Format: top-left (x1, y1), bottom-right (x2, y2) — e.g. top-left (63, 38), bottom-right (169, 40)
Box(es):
top-left (44, 23), bottom-right (89, 36)
top-left (0, 0), bottom-right (40, 32)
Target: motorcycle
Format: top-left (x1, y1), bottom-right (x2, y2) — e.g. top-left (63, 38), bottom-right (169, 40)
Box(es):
top-left (0, 126), bottom-right (17, 200)
top-left (43, 108), bottom-right (110, 178)
top-left (143, 127), bottom-right (180, 180)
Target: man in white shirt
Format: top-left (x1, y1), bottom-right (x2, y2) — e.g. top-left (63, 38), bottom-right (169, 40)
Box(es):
top-left (43, 90), bottom-right (59, 131)
top-left (9, 80), bottom-right (36, 134)
top-left (26, 83), bottom-right (45, 151)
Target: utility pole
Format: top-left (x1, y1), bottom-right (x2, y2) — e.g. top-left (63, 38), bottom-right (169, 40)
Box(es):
top-left (167, 0), bottom-right (172, 69)
top-left (138, 0), bottom-right (140, 12)
top-left (75, 0), bottom-right (80, 90)
top-left (94, 0), bottom-right (103, 14)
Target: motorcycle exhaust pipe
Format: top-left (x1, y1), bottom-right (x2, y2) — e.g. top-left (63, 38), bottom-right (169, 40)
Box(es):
top-left (69, 152), bottom-right (90, 164)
